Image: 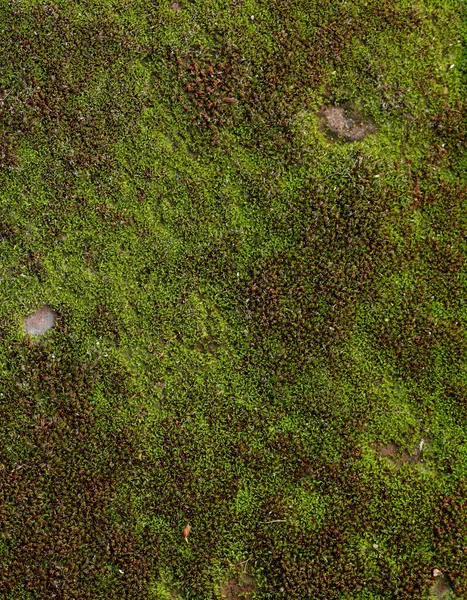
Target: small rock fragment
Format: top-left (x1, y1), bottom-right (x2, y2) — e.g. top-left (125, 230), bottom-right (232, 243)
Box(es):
top-left (23, 306), bottom-right (57, 335)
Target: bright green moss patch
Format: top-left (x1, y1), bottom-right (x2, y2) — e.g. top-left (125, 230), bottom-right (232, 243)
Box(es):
top-left (1, 0), bottom-right (466, 598)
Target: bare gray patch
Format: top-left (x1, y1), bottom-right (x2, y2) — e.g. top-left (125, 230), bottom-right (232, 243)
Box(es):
top-left (23, 306), bottom-right (57, 335)
top-left (320, 105), bottom-right (377, 142)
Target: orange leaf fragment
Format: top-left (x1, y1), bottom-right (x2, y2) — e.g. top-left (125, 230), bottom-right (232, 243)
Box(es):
top-left (183, 524), bottom-right (191, 542)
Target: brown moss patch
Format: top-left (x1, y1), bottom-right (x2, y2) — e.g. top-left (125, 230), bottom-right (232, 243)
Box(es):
top-left (0, 342), bottom-right (153, 598)
top-left (170, 44), bottom-right (246, 141)
top-left (433, 482), bottom-right (467, 596)
top-left (1, 4), bottom-right (147, 173)
top-left (240, 177), bottom-right (393, 380)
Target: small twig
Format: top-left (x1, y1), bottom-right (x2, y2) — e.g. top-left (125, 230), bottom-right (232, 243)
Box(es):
top-left (259, 519), bottom-right (286, 524)
top-left (237, 558), bottom-right (250, 573)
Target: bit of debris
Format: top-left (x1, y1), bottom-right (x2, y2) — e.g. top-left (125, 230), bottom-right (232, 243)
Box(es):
top-left (182, 524), bottom-right (191, 542)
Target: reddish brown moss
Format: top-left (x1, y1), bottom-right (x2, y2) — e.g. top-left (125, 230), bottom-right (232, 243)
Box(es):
top-left (0, 341), bottom-right (153, 598)
top-left (433, 482), bottom-right (467, 596)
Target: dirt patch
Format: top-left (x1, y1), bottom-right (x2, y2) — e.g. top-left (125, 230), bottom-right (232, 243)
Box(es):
top-left (372, 439), bottom-right (429, 468)
top-left (430, 571), bottom-right (453, 599)
top-left (23, 305), bottom-right (57, 335)
top-left (378, 442), bottom-right (399, 458)
top-left (221, 567), bottom-right (257, 600)
top-left (320, 105), bottom-right (377, 142)
top-left (190, 335), bottom-right (220, 355)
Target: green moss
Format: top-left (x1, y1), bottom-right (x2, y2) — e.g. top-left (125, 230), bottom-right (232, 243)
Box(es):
top-left (0, 0), bottom-right (466, 598)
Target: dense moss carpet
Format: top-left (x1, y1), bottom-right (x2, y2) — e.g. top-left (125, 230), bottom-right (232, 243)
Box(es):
top-left (0, 1), bottom-right (466, 598)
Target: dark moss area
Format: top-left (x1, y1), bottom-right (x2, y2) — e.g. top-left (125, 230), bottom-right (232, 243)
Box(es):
top-left (0, 1), bottom-right (466, 598)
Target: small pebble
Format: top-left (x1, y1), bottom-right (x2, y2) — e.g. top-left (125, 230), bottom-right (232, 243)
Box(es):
top-left (23, 306), bottom-right (57, 335)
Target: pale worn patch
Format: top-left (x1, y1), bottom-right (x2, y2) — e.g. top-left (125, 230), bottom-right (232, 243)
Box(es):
top-left (320, 105), bottom-right (377, 141)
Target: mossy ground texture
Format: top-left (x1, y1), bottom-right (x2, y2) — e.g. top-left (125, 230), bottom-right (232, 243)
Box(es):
top-left (0, 1), bottom-right (466, 598)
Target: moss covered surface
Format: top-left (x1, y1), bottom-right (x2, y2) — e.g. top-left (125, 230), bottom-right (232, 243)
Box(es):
top-left (0, 0), bottom-right (466, 598)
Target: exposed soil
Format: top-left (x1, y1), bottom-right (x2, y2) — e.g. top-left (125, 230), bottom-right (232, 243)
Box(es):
top-left (221, 568), bottom-right (257, 600)
top-left (430, 572), bottom-right (453, 599)
top-left (23, 305), bottom-right (57, 335)
top-left (320, 105), bottom-right (377, 142)
top-left (372, 439), bottom-right (429, 468)
top-left (378, 442), bottom-right (399, 458)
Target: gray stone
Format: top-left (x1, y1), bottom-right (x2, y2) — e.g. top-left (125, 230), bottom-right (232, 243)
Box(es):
top-left (23, 306), bottom-right (57, 335)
